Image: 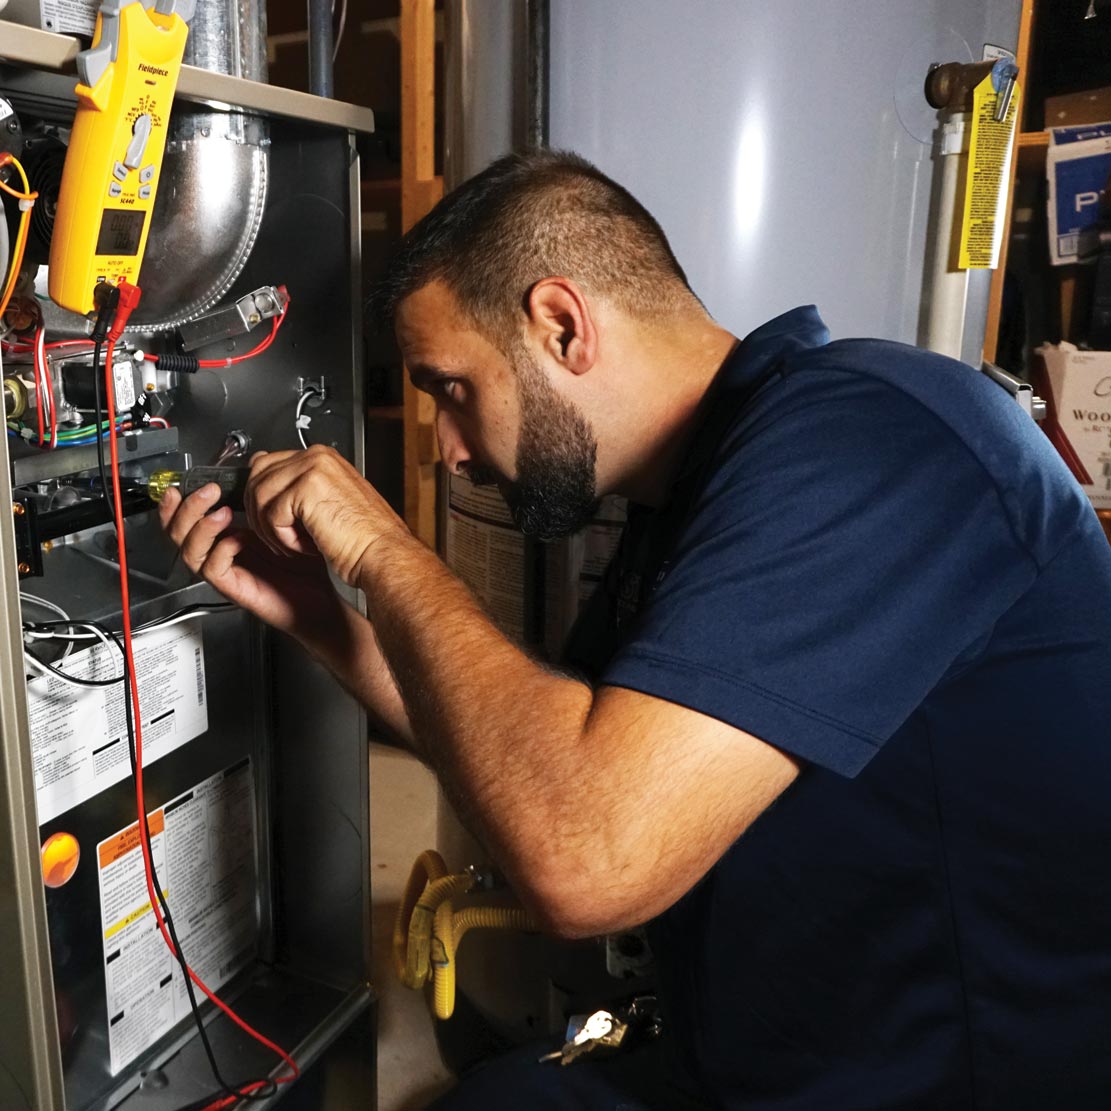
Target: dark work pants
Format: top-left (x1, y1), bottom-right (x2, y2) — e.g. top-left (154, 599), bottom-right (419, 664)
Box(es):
top-left (423, 1036), bottom-right (711, 1111)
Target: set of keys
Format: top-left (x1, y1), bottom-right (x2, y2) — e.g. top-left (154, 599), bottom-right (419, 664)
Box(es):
top-left (538, 996), bottom-right (662, 1067)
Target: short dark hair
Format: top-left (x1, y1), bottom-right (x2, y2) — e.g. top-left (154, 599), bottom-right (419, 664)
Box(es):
top-left (371, 149), bottom-right (697, 342)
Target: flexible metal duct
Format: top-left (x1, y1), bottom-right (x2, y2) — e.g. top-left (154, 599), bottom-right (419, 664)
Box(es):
top-left (127, 0), bottom-right (270, 332)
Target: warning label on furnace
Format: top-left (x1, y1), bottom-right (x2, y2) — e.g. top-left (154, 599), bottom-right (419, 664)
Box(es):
top-left (27, 625), bottom-right (209, 825)
top-left (97, 759), bottom-right (259, 1076)
top-left (39, 0), bottom-right (99, 35)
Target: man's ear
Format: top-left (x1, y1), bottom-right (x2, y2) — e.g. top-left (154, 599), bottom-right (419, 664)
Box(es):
top-left (524, 277), bottom-right (598, 376)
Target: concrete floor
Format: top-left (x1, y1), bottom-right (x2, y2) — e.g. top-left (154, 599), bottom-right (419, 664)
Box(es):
top-left (369, 742), bottom-right (456, 1111)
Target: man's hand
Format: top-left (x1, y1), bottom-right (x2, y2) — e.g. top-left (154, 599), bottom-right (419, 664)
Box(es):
top-left (159, 465), bottom-right (417, 747)
top-left (244, 445), bottom-right (412, 585)
top-left (159, 480), bottom-right (340, 639)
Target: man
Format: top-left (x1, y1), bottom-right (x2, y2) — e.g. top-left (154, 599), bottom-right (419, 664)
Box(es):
top-left (160, 151), bottom-right (1111, 1110)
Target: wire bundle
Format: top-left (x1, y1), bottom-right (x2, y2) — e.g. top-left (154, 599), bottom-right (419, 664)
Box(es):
top-left (5, 333), bottom-right (170, 446)
top-left (142, 298), bottom-right (290, 373)
top-left (0, 152), bottom-right (36, 323)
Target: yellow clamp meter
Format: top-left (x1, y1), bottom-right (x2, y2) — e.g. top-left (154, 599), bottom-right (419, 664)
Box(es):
top-left (48, 0), bottom-right (193, 315)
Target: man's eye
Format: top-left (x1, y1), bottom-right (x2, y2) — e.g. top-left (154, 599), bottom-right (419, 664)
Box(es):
top-left (440, 379), bottom-right (463, 402)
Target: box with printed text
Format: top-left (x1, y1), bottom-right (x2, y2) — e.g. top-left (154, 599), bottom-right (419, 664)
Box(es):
top-left (1033, 343), bottom-right (1111, 510)
top-left (1047, 123), bottom-right (1111, 266)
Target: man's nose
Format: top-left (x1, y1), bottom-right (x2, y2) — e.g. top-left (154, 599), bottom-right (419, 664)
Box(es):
top-left (435, 410), bottom-right (471, 477)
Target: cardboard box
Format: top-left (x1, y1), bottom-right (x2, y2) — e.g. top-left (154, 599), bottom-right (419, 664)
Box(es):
top-left (1033, 343), bottom-right (1111, 509)
top-left (1046, 87), bottom-right (1111, 128)
top-left (1047, 123), bottom-right (1111, 265)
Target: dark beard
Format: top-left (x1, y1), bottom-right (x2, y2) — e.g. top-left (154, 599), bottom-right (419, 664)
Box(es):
top-left (468, 350), bottom-right (600, 541)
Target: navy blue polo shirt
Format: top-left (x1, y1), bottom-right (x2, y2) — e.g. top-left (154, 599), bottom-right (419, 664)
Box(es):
top-left (564, 307), bottom-right (1111, 1110)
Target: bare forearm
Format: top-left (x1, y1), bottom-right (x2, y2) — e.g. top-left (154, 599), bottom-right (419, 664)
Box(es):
top-left (353, 533), bottom-right (593, 893)
top-left (351, 532), bottom-right (799, 938)
top-left (232, 448), bottom-right (800, 938)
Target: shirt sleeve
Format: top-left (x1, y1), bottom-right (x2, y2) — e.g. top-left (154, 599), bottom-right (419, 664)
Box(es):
top-left (601, 367), bottom-right (1040, 777)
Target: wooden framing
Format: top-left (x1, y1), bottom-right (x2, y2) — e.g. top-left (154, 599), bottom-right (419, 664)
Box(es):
top-left (399, 0), bottom-right (443, 547)
top-left (983, 0), bottom-right (1036, 363)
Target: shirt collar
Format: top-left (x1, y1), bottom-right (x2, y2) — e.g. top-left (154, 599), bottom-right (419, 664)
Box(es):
top-left (676, 305), bottom-right (830, 480)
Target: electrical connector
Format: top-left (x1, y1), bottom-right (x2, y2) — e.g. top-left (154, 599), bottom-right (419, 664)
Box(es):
top-left (107, 279), bottom-right (142, 342)
top-left (156, 352), bottom-right (200, 374)
top-left (91, 283), bottom-right (121, 342)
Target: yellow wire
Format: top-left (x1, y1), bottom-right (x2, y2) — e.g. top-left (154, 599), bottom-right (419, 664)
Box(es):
top-left (0, 179), bottom-right (35, 202)
top-left (0, 154), bottom-right (36, 322)
top-left (0, 153), bottom-right (33, 196)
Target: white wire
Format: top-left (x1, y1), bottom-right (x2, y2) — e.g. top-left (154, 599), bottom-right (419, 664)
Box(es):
top-left (20, 592), bottom-right (75, 659)
top-left (295, 388), bottom-right (319, 450)
top-left (23, 628), bottom-right (99, 641)
top-left (133, 610), bottom-right (216, 634)
top-left (332, 0), bottom-right (348, 61)
top-left (23, 651), bottom-right (69, 684)
top-left (24, 609), bottom-right (224, 687)
top-left (36, 326), bottom-right (53, 439)
top-left (26, 604), bottom-right (233, 644)
top-left (23, 623), bottom-right (121, 687)
top-left (19, 592), bottom-right (71, 622)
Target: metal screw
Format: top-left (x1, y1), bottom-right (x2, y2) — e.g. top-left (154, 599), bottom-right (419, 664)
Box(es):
top-left (12, 502), bottom-right (24, 516)
top-left (6, 120), bottom-right (17, 133)
top-left (17, 562), bottom-right (31, 575)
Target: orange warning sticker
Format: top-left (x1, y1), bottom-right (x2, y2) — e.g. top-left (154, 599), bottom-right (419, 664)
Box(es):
top-left (97, 809), bottom-right (164, 870)
top-left (96, 759), bottom-right (258, 1076)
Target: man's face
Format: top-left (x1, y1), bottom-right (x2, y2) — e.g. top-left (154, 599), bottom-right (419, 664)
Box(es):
top-left (396, 282), bottom-right (599, 540)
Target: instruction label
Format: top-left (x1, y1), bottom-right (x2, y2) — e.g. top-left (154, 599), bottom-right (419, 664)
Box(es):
top-left (97, 759), bottom-right (258, 1076)
top-left (27, 625), bottom-right (209, 825)
top-left (446, 476), bottom-right (529, 641)
top-left (959, 73), bottom-right (1021, 270)
top-left (39, 0), bottom-right (99, 35)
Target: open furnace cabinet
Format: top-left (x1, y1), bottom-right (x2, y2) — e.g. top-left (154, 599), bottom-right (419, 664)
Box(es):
top-left (0, 28), bottom-right (376, 1111)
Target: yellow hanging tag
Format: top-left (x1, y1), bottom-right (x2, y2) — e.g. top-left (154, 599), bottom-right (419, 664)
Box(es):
top-left (958, 72), bottom-right (1021, 270)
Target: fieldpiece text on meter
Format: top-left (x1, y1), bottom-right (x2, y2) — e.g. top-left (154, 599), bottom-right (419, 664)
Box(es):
top-left (48, 0), bottom-right (194, 315)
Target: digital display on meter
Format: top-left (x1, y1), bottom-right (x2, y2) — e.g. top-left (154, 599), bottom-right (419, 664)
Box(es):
top-left (95, 209), bottom-right (146, 257)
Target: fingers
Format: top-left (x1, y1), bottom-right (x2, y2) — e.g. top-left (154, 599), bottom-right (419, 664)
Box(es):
top-left (246, 445), bottom-right (348, 557)
top-left (160, 482), bottom-right (223, 548)
top-left (203, 529), bottom-right (248, 581)
top-left (157, 484), bottom-right (180, 527)
top-left (179, 505), bottom-right (234, 576)
top-left (244, 449), bottom-right (301, 553)
top-left (157, 480), bottom-right (244, 584)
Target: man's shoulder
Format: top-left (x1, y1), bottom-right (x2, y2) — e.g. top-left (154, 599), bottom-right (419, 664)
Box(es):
top-left (700, 336), bottom-right (1093, 569)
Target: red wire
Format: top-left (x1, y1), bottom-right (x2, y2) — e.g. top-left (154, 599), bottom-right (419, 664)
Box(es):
top-left (199, 1079), bottom-right (277, 1111)
top-left (32, 325), bottom-right (45, 447)
top-left (3, 338), bottom-right (95, 353)
top-left (102, 320), bottom-right (299, 1102)
top-left (46, 339), bottom-right (96, 351)
top-left (195, 307), bottom-right (287, 368)
top-left (43, 330), bottom-right (57, 451)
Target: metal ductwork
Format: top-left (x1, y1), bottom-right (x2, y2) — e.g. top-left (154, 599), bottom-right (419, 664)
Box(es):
top-left (127, 0), bottom-right (270, 332)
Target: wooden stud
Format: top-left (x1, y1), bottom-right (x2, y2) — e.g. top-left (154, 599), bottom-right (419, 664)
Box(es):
top-left (983, 0), bottom-right (1037, 364)
top-left (399, 0), bottom-right (444, 548)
